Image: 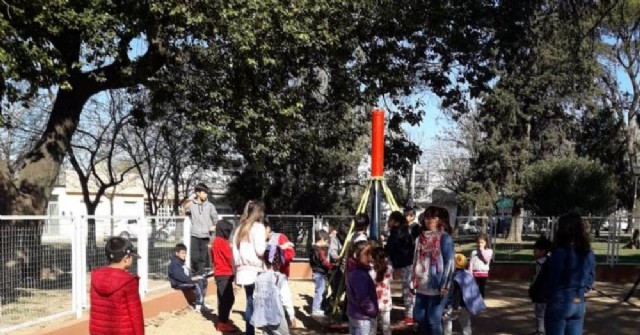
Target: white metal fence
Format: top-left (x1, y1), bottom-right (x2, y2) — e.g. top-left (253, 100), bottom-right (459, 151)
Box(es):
top-left (1, 213), bottom-right (639, 333)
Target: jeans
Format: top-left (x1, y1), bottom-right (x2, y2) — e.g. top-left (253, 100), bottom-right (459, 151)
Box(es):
top-left (349, 318), bottom-right (374, 335)
top-left (312, 273), bottom-right (326, 314)
top-left (544, 300), bottom-right (586, 335)
top-left (190, 236), bottom-right (210, 275)
top-left (215, 276), bottom-right (235, 323)
top-left (244, 284), bottom-right (256, 335)
top-left (414, 293), bottom-right (448, 335)
top-left (176, 278), bottom-right (207, 305)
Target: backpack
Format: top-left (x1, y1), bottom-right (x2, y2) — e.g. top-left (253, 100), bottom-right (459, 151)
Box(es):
top-left (250, 271), bottom-right (284, 327)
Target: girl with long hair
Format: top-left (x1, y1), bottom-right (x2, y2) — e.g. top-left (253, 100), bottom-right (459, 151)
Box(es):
top-left (409, 206), bottom-right (455, 335)
top-left (232, 200), bottom-right (267, 335)
top-left (544, 213), bottom-right (595, 335)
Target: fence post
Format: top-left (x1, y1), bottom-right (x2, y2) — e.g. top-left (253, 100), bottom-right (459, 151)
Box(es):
top-left (71, 216), bottom-right (83, 318)
top-left (137, 216), bottom-right (149, 299)
top-left (79, 215), bottom-right (89, 311)
top-left (183, 217), bottom-right (191, 268)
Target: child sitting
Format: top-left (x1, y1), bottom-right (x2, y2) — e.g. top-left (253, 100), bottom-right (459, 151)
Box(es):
top-left (168, 243), bottom-right (210, 312)
top-left (346, 240), bottom-right (378, 335)
top-left (443, 254), bottom-right (486, 335)
top-left (370, 246), bottom-right (393, 335)
top-left (310, 230), bottom-right (334, 317)
top-left (528, 236), bottom-right (551, 335)
top-left (251, 246), bottom-right (296, 335)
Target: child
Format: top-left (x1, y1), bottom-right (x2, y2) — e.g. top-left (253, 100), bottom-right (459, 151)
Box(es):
top-left (346, 240), bottom-right (378, 335)
top-left (469, 233), bottom-right (493, 298)
top-left (212, 220), bottom-right (237, 332)
top-left (528, 236), bottom-right (551, 335)
top-left (264, 218), bottom-right (296, 278)
top-left (251, 246), bottom-right (296, 335)
top-left (384, 211), bottom-right (415, 325)
top-left (90, 237), bottom-right (144, 335)
top-left (168, 243), bottom-right (210, 312)
top-left (371, 246), bottom-right (393, 335)
top-left (443, 254), bottom-right (486, 335)
top-left (310, 230), bottom-right (334, 317)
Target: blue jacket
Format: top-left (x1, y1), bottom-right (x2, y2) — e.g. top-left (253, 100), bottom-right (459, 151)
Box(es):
top-left (452, 269), bottom-right (486, 315)
top-left (545, 247), bottom-right (596, 303)
top-left (346, 258), bottom-right (378, 320)
top-left (167, 256), bottom-right (193, 288)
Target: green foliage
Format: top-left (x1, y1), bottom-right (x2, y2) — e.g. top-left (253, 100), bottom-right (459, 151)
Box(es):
top-left (521, 157), bottom-right (617, 216)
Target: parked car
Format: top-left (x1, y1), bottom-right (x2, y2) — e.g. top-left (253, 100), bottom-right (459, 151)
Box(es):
top-left (115, 219), bottom-right (176, 241)
top-left (459, 220), bottom-right (479, 235)
top-left (601, 219), bottom-right (629, 232)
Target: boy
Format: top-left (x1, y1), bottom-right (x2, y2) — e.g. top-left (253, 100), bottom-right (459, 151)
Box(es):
top-left (211, 220), bottom-right (237, 332)
top-left (90, 237), bottom-right (144, 335)
top-left (168, 243), bottom-right (210, 312)
top-left (528, 237), bottom-right (552, 335)
top-left (404, 208), bottom-right (421, 241)
top-left (264, 218), bottom-right (296, 278)
top-left (183, 183), bottom-right (218, 275)
top-left (310, 230), bottom-right (334, 317)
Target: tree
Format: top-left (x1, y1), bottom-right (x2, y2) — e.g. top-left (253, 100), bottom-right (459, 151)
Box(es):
top-left (599, 0), bottom-right (640, 231)
top-left (522, 157), bottom-right (617, 216)
top-left (67, 90), bottom-right (136, 251)
top-left (465, 1), bottom-right (611, 242)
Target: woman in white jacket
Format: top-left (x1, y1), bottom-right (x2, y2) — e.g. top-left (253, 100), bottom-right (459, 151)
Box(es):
top-left (232, 200), bottom-right (267, 335)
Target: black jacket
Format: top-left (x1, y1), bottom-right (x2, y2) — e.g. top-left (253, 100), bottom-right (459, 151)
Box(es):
top-left (168, 256), bottom-right (192, 288)
top-left (310, 245), bottom-right (333, 275)
top-left (528, 256), bottom-right (550, 303)
top-left (385, 225), bottom-right (415, 269)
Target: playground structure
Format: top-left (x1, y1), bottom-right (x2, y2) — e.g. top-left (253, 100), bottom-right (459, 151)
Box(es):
top-left (326, 108), bottom-right (401, 322)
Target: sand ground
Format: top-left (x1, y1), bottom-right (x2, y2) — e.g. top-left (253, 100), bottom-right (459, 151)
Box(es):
top-left (143, 280), bottom-right (640, 335)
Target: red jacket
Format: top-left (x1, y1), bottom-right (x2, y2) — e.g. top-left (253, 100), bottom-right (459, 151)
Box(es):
top-left (212, 236), bottom-right (233, 276)
top-left (273, 233), bottom-right (295, 277)
top-left (90, 267), bottom-right (144, 335)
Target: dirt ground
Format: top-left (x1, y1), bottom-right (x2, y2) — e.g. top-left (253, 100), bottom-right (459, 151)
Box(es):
top-left (143, 280), bottom-right (640, 335)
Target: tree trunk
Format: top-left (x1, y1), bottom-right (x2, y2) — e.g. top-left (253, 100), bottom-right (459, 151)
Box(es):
top-left (86, 203), bottom-right (98, 251)
top-left (507, 206), bottom-right (524, 242)
top-left (0, 86), bottom-right (91, 303)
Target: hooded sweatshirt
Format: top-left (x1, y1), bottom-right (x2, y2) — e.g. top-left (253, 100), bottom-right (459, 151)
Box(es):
top-left (232, 222), bottom-right (266, 285)
top-left (346, 258), bottom-right (378, 320)
top-left (188, 199), bottom-right (218, 238)
top-left (212, 220), bottom-right (234, 276)
top-left (90, 267), bottom-right (144, 335)
top-left (167, 256), bottom-right (193, 288)
top-left (385, 224), bottom-right (415, 269)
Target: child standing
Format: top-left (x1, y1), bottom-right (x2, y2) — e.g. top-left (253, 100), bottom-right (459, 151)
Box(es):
top-left (251, 246), bottom-right (296, 335)
top-left (310, 230), bottom-right (334, 317)
top-left (528, 236), bottom-right (552, 335)
top-left (168, 243), bottom-right (210, 312)
top-left (370, 246), bottom-right (393, 335)
top-left (385, 211), bottom-right (415, 325)
top-left (443, 254), bottom-right (486, 335)
top-left (212, 220), bottom-right (237, 332)
top-left (90, 237), bottom-right (144, 335)
top-left (346, 240), bottom-right (378, 335)
top-left (469, 234), bottom-right (493, 298)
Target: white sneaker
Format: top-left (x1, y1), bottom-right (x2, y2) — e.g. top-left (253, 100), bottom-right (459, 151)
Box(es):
top-left (195, 304), bottom-right (202, 312)
top-left (311, 311), bottom-right (325, 317)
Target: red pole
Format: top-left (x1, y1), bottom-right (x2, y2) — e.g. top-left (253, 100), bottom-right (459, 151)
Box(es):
top-left (371, 108), bottom-right (384, 178)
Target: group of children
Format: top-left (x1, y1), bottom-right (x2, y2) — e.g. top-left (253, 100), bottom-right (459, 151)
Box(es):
top-left (88, 206), bottom-right (552, 335)
top-left (309, 210), bottom-right (498, 335)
